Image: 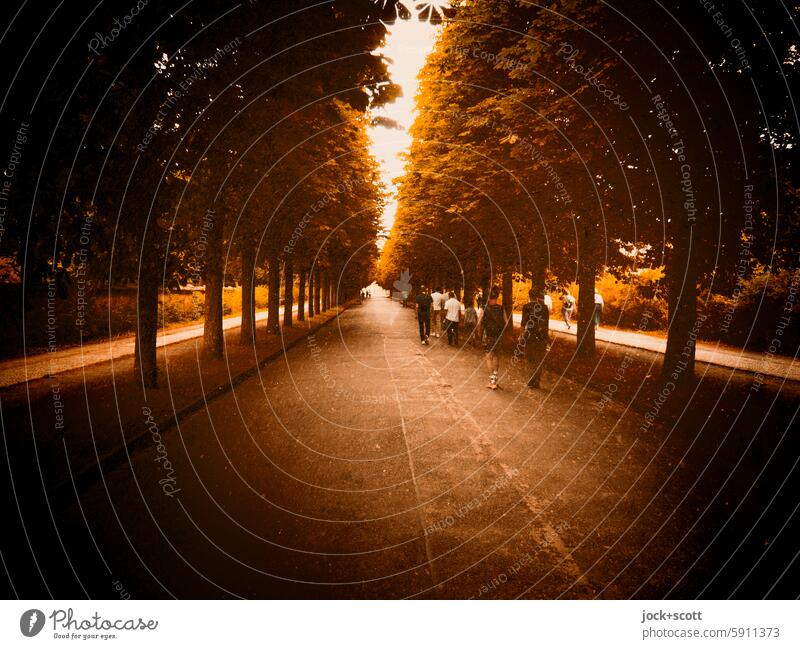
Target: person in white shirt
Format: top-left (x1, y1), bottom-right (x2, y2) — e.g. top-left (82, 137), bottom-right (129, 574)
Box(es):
top-left (444, 291), bottom-right (462, 345)
top-left (430, 288), bottom-right (444, 337)
top-left (561, 289), bottom-right (576, 329)
top-left (543, 292), bottom-right (553, 312)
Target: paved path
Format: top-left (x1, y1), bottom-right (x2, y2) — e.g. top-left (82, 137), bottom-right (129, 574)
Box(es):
top-left (3, 297), bottom-right (796, 598)
top-left (34, 296), bottom-right (719, 598)
top-left (0, 305), bottom-right (301, 389)
top-left (510, 315), bottom-right (800, 382)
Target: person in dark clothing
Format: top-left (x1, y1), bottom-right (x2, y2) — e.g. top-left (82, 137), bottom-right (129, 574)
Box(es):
top-left (520, 288), bottom-right (550, 388)
top-left (415, 287), bottom-right (433, 345)
top-left (477, 286), bottom-right (507, 389)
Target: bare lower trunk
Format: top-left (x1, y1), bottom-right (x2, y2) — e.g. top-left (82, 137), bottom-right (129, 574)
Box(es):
top-left (283, 258), bottom-right (294, 328)
top-left (307, 268), bottom-right (315, 318)
top-left (203, 220), bottom-right (224, 359)
top-left (203, 210), bottom-right (227, 358)
top-left (662, 223), bottom-right (699, 386)
top-left (481, 272), bottom-right (491, 308)
top-left (531, 254), bottom-right (546, 295)
top-left (267, 255), bottom-right (280, 334)
top-left (203, 262), bottom-right (224, 359)
top-left (135, 264), bottom-right (159, 389)
top-left (576, 232), bottom-right (597, 359)
top-left (314, 269), bottom-right (322, 313)
top-left (502, 270), bottom-right (513, 334)
top-left (466, 275), bottom-right (477, 307)
top-left (298, 268), bottom-right (306, 322)
top-left (240, 242), bottom-right (256, 345)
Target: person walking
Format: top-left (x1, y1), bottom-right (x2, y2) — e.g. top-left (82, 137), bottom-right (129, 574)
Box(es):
top-left (415, 287), bottom-right (433, 345)
top-left (562, 289), bottom-right (576, 330)
top-left (430, 287), bottom-right (444, 338)
top-left (463, 298), bottom-right (478, 346)
top-left (593, 288), bottom-right (604, 329)
top-left (444, 291), bottom-right (461, 345)
top-left (521, 289), bottom-right (550, 389)
top-left (477, 286), bottom-right (507, 389)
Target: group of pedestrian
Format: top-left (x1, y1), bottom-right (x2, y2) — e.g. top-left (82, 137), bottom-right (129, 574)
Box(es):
top-left (559, 288), bottom-right (603, 330)
top-left (360, 288), bottom-right (372, 301)
top-left (413, 283), bottom-right (605, 391)
top-left (416, 287), bottom-right (464, 346)
top-left (414, 286), bottom-right (507, 389)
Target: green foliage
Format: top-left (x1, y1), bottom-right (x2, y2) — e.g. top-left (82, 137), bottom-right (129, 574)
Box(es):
top-left (0, 257), bottom-right (21, 283)
top-left (159, 292), bottom-right (204, 325)
top-left (379, 0), bottom-right (799, 368)
top-left (381, 0), bottom-right (645, 294)
top-left (700, 265), bottom-right (800, 350)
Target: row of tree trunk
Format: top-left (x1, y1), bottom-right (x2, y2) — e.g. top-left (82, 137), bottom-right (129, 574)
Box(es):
top-left (135, 241), bottom-right (344, 389)
top-left (497, 214), bottom-right (695, 386)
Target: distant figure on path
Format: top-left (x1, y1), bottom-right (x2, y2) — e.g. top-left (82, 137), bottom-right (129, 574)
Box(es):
top-left (444, 291), bottom-right (461, 345)
top-left (430, 287), bottom-right (444, 338)
top-left (562, 289), bottom-right (576, 329)
top-left (477, 286), bottom-right (507, 389)
top-left (594, 289), bottom-right (604, 329)
top-left (415, 287), bottom-right (433, 345)
top-left (521, 289), bottom-right (550, 389)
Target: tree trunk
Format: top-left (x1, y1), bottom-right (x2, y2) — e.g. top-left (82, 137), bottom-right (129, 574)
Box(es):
top-left (307, 268), bottom-right (315, 318)
top-left (575, 224), bottom-right (597, 359)
top-left (662, 223), bottom-right (699, 386)
top-left (135, 264), bottom-right (159, 389)
top-left (502, 270), bottom-right (513, 333)
top-left (531, 253), bottom-right (547, 295)
top-left (329, 271), bottom-right (336, 309)
top-left (240, 241), bottom-right (256, 345)
top-left (203, 262), bottom-right (224, 359)
top-left (465, 273), bottom-right (477, 307)
top-left (298, 268), bottom-right (306, 322)
top-left (267, 254), bottom-right (281, 334)
top-left (202, 216), bottom-right (225, 359)
top-left (481, 273), bottom-right (491, 309)
top-left (283, 258), bottom-right (294, 328)
top-left (314, 268), bottom-right (322, 314)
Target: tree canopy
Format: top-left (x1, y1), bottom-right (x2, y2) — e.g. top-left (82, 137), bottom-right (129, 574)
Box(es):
top-left (379, 0), bottom-right (799, 377)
